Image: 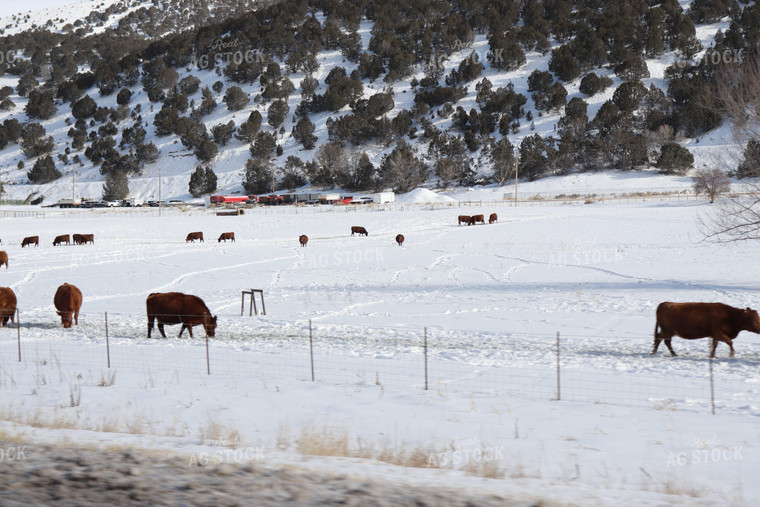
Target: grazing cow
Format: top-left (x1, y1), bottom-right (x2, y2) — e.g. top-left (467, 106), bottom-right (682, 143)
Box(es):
top-left (0, 287), bottom-right (16, 327)
top-left (351, 226), bottom-right (368, 236)
top-left (81, 234), bottom-right (94, 244)
top-left (299, 235), bottom-right (308, 247)
top-left (471, 214), bottom-right (485, 225)
top-left (218, 232), bottom-right (235, 243)
top-left (21, 236), bottom-right (39, 247)
top-left (395, 234), bottom-right (405, 246)
top-left (489, 213), bottom-right (498, 224)
top-left (146, 292), bottom-right (217, 338)
top-left (72, 234), bottom-right (83, 245)
top-left (0, 251), bottom-right (7, 269)
top-left (653, 302), bottom-right (760, 358)
top-left (458, 215), bottom-right (473, 226)
top-left (54, 283), bottom-right (82, 329)
top-left (53, 234), bottom-right (70, 246)
top-left (186, 232), bottom-right (204, 243)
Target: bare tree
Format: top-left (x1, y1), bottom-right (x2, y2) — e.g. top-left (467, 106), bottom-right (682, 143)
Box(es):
top-left (700, 183), bottom-right (760, 242)
top-left (713, 52), bottom-right (760, 143)
top-left (692, 168), bottom-right (730, 203)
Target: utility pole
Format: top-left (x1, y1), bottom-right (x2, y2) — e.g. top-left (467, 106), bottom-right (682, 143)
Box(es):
top-left (158, 165), bottom-right (162, 217)
top-left (513, 153), bottom-right (519, 206)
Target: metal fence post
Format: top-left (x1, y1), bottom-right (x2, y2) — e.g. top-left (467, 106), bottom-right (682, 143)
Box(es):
top-left (105, 312), bottom-right (111, 368)
top-left (205, 334), bottom-right (211, 375)
top-left (16, 308), bottom-right (21, 362)
top-left (709, 342), bottom-right (715, 415)
top-left (424, 327), bottom-right (428, 391)
top-left (309, 319), bottom-right (315, 381)
top-left (556, 332), bottom-right (561, 401)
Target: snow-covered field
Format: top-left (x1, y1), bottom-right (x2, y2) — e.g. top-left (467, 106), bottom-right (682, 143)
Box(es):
top-left (0, 197), bottom-right (759, 505)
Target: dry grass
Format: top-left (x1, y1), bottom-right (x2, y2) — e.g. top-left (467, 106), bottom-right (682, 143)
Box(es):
top-left (198, 417), bottom-right (243, 448)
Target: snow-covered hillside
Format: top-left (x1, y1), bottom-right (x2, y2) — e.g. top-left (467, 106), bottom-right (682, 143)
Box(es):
top-left (0, 0), bottom-right (750, 204)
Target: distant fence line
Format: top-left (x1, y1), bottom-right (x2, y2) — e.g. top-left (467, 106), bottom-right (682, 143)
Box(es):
top-left (0, 310), bottom-right (750, 416)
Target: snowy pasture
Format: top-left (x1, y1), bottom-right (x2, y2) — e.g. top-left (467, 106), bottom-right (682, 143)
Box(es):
top-left (0, 198), bottom-right (759, 505)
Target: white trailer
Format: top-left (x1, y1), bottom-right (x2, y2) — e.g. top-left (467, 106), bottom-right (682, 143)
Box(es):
top-left (372, 192), bottom-right (395, 203)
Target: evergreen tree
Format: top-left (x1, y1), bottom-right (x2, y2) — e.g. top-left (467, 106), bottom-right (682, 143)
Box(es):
top-left (189, 165), bottom-right (218, 197)
top-left (27, 155), bottom-right (61, 183)
top-left (102, 171), bottom-right (129, 201)
top-left (656, 142), bottom-right (694, 175)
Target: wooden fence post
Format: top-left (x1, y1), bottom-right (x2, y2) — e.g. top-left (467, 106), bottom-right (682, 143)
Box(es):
top-left (205, 334), bottom-right (211, 375)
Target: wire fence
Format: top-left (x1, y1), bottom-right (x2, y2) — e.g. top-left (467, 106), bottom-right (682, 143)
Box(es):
top-left (1, 309), bottom-right (754, 416)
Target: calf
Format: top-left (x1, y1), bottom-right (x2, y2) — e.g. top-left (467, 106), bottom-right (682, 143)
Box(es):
top-left (351, 226), bottom-right (368, 236)
top-left (395, 234), bottom-right (404, 246)
top-left (471, 214), bottom-right (485, 225)
top-left (458, 215), bottom-right (472, 226)
top-left (0, 251), bottom-right (7, 269)
top-left (299, 235), bottom-right (308, 247)
top-left (489, 213), bottom-right (498, 224)
top-left (218, 232), bottom-right (235, 243)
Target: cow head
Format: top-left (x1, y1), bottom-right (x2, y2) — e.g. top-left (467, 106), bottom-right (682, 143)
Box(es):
top-left (744, 308), bottom-right (760, 334)
top-left (57, 310), bottom-right (73, 328)
top-left (204, 315), bottom-right (217, 337)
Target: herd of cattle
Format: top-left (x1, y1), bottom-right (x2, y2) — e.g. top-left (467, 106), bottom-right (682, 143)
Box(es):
top-left (2, 217), bottom-right (760, 356)
top-left (458, 213), bottom-right (498, 225)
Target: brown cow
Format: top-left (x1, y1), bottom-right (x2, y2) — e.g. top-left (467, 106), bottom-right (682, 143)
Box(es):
top-left (351, 226), bottom-right (368, 236)
top-left (299, 235), bottom-right (308, 247)
top-left (21, 236), bottom-right (38, 247)
top-left (0, 251), bottom-right (7, 269)
top-left (489, 213), bottom-right (498, 224)
top-left (186, 232), bottom-right (204, 243)
top-left (218, 232), bottom-right (235, 243)
top-left (81, 234), bottom-right (94, 244)
top-left (146, 292), bottom-right (217, 338)
top-left (653, 302), bottom-right (760, 358)
top-left (458, 215), bottom-right (472, 226)
top-left (72, 234), bottom-right (83, 245)
top-left (54, 283), bottom-right (82, 328)
top-left (471, 214), bottom-right (485, 225)
top-left (395, 234), bottom-right (404, 246)
top-left (0, 287), bottom-right (16, 327)
top-left (53, 234), bottom-right (70, 246)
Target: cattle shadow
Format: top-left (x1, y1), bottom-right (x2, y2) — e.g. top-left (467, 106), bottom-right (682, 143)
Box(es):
top-left (570, 346), bottom-right (760, 367)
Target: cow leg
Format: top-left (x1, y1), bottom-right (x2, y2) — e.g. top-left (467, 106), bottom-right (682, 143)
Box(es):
top-left (147, 316), bottom-right (154, 338)
top-left (178, 324), bottom-right (185, 338)
top-left (74, 309), bottom-right (79, 326)
top-left (664, 339), bottom-right (677, 356)
top-left (158, 323), bottom-right (167, 338)
top-left (652, 337), bottom-right (662, 355)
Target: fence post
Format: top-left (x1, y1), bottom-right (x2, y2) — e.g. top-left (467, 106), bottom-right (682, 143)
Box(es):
top-left (105, 312), bottom-right (111, 368)
top-left (16, 308), bottom-right (21, 362)
top-left (709, 342), bottom-right (715, 415)
top-left (309, 319), bottom-right (315, 381)
top-left (424, 327), bottom-right (428, 391)
top-left (556, 332), bottom-right (561, 401)
top-left (205, 334), bottom-right (211, 375)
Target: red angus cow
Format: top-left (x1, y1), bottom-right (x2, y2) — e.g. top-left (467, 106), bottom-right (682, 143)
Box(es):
top-left (653, 302), bottom-right (760, 358)
top-left (146, 292), bottom-right (217, 338)
top-left (54, 283), bottom-right (82, 328)
top-left (0, 251), bottom-right (7, 269)
top-left (0, 287), bottom-right (16, 327)
top-left (458, 215), bottom-right (472, 226)
top-left (489, 213), bottom-right (498, 224)
top-left (21, 236), bottom-right (38, 247)
top-left (299, 235), bottom-right (308, 247)
top-left (471, 214), bottom-right (485, 225)
top-left (81, 234), bottom-right (94, 244)
top-left (395, 234), bottom-right (404, 246)
top-left (72, 234), bottom-right (83, 245)
top-left (186, 232), bottom-right (204, 243)
top-left (351, 226), bottom-right (368, 236)
top-left (53, 234), bottom-right (70, 246)
top-left (218, 232), bottom-right (235, 243)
